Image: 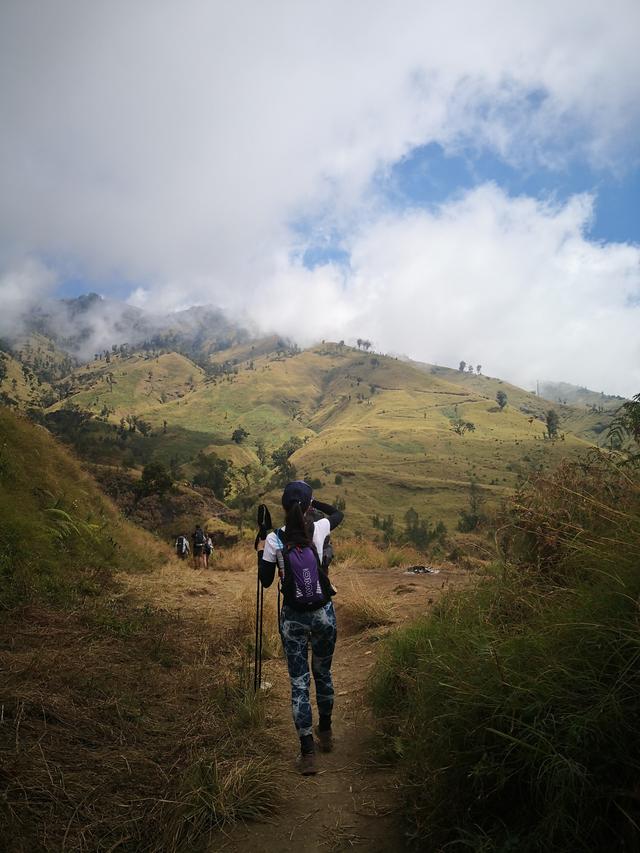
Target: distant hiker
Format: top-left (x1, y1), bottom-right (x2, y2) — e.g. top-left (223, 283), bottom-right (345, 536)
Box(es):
top-left (192, 524), bottom-right (206, 569)
top-left (175, 534), bottom-right (190, 560)
top-left (204, 533), bottom-right (213, 568)
top-left (257, 482), bottom-right (344, 776)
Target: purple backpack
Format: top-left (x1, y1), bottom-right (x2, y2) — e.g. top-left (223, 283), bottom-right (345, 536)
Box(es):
top-left (276, 530), bottom-right (330, 610)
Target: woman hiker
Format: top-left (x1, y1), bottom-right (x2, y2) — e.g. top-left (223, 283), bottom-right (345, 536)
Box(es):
top-left (257, 481), bottom-right (344, 775)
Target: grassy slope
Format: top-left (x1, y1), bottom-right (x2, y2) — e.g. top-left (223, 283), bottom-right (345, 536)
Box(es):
top-left (0, 407), bottom-right (166, 606)
top-left (45, 342), bottom-right (599, 531)
top-left (0, 351), bottom-right (44, 405)
top-left (51, 350), bottom-right (206, 418)
top-left (424, 364), bottom-right (622, 446)
top-left (0, 407), bottom-right (276, 853)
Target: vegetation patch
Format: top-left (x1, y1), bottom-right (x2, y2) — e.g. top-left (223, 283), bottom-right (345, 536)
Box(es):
top-left (338, 579), bottom-right (395, 632)
top-left (0, 410), bottom-right (278, 852)
top-left (371, 449), bottom-right (640, 851)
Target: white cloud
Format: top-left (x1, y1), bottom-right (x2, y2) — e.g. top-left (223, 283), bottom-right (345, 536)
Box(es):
top-left (0, 259), bottom-right (57, 339)
top-left (254, 186), bottom-right (640, 397)
top-left (0, 1), bottom-right (639, 391)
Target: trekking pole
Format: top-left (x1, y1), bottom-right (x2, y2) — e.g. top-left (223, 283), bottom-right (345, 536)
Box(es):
top-left (254, 564), bottom-right (262, 691)
top-left (253, 503), bottom-right (272, 692)
top-left (257, 581), bottom-right (264, 689)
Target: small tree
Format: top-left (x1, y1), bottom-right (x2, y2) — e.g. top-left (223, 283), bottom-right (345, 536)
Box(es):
top-left (457, 479), bottom-right (484, 532)
top-left (255, 439), bottom-right (267, 465)
top-left (372, 513), bottom-right (396, 543)
top-left (476, 365), bottom-right (482, 375)
top-left (271, 436), bottom-right (303, 486)
top-left (496, 390), bottom-right (508, 410)
top-left (608, 392), bottom-right (640, 452)
top-left (193, 451), bottom-right (230, 499)
top-left (458, 361), bottom-right (466, 373)
top-left (452, 419), bottom-right (476, 436)
top-left (546, 409), bottom-right (560, 439)
top-left (232, 427), bottom-right (249, 444)
top-left (139, 462), bottom-right (172, 496)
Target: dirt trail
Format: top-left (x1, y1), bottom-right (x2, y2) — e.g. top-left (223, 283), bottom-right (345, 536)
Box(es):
top-left (122, 557), bottom-right (465, 852)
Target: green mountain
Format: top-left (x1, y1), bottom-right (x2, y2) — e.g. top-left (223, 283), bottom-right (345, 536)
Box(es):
top-left (4, 346), bottom-right (614, 538)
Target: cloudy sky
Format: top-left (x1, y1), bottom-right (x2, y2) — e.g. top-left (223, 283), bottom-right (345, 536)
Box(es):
top-left (1, 0), bottom-right (639, 395)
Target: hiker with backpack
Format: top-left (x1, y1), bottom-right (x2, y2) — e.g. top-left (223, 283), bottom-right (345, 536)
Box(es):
top-left (192, 524), bottom-right (206, 569)
top-left (204, 533), bottom-right (213, 568)
top-left (175, 534), bottom-right (190, 560)
top-left (256, 481), bottom-right (344, 775)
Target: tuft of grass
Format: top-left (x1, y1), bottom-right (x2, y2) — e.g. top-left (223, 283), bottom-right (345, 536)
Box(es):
top-left (1, 601), bottom-right (278, 853)
top-left (162, 755), bottom-right (280, 849)
top-left (336, 538), bottom-right (384, 568)
top-left (339, 580), bottom-right (395, 631)
top-left (380, 543), bottom-right (422, 568)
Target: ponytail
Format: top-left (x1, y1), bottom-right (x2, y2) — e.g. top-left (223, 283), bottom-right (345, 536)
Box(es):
top-left (283, 501), bottom-right (314, 546)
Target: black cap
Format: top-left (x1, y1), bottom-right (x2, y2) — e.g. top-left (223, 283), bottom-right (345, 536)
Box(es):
top-left (281, 480), bottom-right (312, 511)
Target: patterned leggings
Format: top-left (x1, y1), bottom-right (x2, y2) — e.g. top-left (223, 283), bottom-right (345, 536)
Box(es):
top-left (280, 602), bottom-right (337, 737)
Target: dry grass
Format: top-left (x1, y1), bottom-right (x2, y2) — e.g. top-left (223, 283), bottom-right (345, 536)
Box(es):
top-left (336, 538), bottom-right (384, 568)
top-left (213, 541), bottom-right (254, 572)
top-left (338, 580), bottom-right (395, 631)
top-left (237, 583), bottom-right (283, 662)
top-left (380, 544), bottom-right (423, 568)
top-left (0, 596), bottom-right (278, 853)
top-left (163, 755), bottom-right (281, 849)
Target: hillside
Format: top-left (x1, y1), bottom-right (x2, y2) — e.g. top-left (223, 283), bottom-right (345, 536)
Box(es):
top-left (31, 336), bottom-right (606, 533)
top-left (1, 291), bottom-right (623, 538)
top-left (0, 406), bottom-right (279, 852)
top-left (0, 406), bottom-right (166, 606)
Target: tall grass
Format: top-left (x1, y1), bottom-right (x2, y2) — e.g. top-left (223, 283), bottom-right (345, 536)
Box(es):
top-left (332, 537), bottom-right (424, 571)
top-left (339, 579), bottom-right (395, 631)
top-left (370, 452), bottom-right (640, 851)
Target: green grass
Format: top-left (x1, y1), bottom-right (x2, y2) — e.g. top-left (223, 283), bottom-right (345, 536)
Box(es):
top-left (370, 452), bottom-right (640, 851)
top-left (37, 341), bottom-right (605, 532)
top-left (0, 407), bottom-right (165, 608)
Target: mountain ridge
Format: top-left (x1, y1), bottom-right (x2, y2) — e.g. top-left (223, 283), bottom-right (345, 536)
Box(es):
top-left (0, 298), bottom-right (624, 535)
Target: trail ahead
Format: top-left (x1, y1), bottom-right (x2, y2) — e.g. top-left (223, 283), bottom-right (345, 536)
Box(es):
top-left (123, 555), bottom-right (464, 852)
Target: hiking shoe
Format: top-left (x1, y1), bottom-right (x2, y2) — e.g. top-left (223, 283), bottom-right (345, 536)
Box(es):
top-left (296, 752), bottom-right (317, 775)
top-left (315, 726), bottom-right (334, 753)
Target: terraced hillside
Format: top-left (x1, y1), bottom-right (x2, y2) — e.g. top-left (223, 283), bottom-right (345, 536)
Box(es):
top-left (40, 339), bottom-right (603, 532)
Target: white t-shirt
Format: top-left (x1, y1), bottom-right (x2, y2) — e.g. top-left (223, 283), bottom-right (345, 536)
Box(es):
top-left (262, 517), bottom-right (330, 563)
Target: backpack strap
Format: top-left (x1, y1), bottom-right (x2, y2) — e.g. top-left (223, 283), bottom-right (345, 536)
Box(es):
top-left (274, 528), bottom-right (284, 636)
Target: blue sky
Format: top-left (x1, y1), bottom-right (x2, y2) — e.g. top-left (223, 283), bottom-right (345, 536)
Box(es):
top-left (301, 143), bottom-right (639, 271)
top-left (387, 145), bottom-right (640, 244)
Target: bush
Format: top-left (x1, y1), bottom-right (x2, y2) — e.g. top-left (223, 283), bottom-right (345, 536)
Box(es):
top-left (371, 453), bottom-right (640, 851)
